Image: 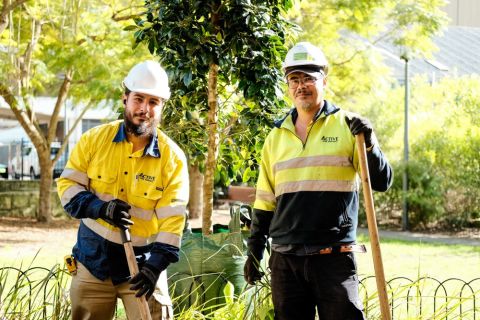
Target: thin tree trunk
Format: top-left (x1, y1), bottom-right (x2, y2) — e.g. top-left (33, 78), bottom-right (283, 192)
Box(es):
top-left (0, 0), bottom-right (29, 36)
top-left (188, 164), bottom-right (203, 219)
top-left (37, 154), bottom-right (53, 223)
top-left (202, 62), bottom-right (219, 235)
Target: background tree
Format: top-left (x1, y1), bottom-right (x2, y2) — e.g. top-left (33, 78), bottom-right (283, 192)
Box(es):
top-left (133, 0), bottom-right (294, 233)
top-left (0, 0), bottom-right (150, 222)
top-left (288, 0), bottom-right (448, 107)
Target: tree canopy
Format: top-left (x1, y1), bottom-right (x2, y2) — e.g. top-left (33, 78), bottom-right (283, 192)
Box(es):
top-left (133, 0), bottom-right (295, 232)
top-left (0, 0), bottom-right (150, 221)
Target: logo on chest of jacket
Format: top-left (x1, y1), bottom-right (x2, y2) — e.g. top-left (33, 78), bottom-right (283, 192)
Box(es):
top-left (136, 173), bottom-right (155, 183)
top-left (321, 136), bottom-right (338, 143)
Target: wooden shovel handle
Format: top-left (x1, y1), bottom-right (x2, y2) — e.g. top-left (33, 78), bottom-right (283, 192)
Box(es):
top-left (121, 229), bottom-right (152, 320)
top-left (356, 133), bottom-right (391, 320)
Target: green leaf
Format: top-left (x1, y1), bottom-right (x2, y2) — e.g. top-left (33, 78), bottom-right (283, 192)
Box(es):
top-left (123, 25), bottom-right (138, 31)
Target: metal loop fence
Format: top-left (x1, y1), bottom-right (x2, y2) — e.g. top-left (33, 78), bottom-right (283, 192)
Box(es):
top-left (360, 276), bottom-right (480, 319)
top-left (1, 266), bottom-right (479, 319)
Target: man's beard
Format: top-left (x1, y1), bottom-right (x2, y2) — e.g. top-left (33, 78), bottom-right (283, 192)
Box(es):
top-left (295, 89), bottom-right (315, 112)
top-left (124, 111), bottom-right (159, 137)
top-left (299, 101), bottom-right (314, 112)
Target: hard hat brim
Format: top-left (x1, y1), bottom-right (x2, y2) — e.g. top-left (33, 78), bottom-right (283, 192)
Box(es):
top-left (123, 82), bottom-right (171, 100)
top-left (285, 66), bottom-right (325, 79)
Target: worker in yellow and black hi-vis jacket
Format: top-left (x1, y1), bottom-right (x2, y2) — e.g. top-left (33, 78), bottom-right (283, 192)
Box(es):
top-left (57, 61), bottom-right (189, 320)
top-left (243, 42), bottom-right (393, 320)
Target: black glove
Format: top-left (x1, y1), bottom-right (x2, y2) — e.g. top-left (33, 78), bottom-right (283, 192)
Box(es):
top-left (244, 255), bottom-right (264, 285)
top-left (129, 264), bottom-right (160, 299)
top-left (345, 116), bottom-right (376, 148)
top-left (100, 199), bottom-right (133, 229)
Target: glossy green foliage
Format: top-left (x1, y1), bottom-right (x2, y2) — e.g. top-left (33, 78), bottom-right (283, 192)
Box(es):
top-left (132, 0), bottom-right (294, 185)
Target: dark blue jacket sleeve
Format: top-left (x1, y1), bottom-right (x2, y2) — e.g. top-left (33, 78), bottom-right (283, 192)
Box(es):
top-left (366, 145), bottom-right (394, 192)
top-left (247, 208), bottom-right (273, 260)
top-left (147, 243), bottom-right (180, 272)
top-left (64, 190), bottom-right (105, 219)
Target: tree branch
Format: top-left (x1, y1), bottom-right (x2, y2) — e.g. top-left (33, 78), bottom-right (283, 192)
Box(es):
top-left (52, 100), bottom-right (93, 165)
top-left (0, 0), bottom-right (28, 36)
top-left (48, 69), bottom-right (73, 145)
top-left (111, 5), bottom-right (144, 21)
top-left (20, 19), bottom-right (42, 89)
top-left (0, 82), bottom-right (47, 150)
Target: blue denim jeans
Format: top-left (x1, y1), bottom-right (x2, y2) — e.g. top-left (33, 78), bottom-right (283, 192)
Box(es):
top-left (269, 250), bottom-right (365, 320)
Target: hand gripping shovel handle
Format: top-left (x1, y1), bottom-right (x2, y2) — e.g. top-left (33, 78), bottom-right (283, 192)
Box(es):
top-left (356, 133), bottom-right (391, 320)
top-left (120, 228), bottom-right (152, 320)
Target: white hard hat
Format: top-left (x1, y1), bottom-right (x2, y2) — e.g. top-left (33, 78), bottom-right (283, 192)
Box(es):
top-left (123, 61), bottom-right (171, 100)
top-left (283, 42), bottom-right (328, 77)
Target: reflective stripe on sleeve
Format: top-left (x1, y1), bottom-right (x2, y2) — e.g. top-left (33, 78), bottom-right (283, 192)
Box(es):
top-left (276, 180), bottom-right (358, 197)
top-left (255, 189), bottom-right (276, 204)
top-left (154, 232), bottom-right (181, 247)
top-left (274, 155), bottom-right (353, 174)
top-left (155, 205), bottom-right (186, 219)
top-left (60, 184), bottom-right (87, 206)
top-left (60, 168), bottom-right (89, 186)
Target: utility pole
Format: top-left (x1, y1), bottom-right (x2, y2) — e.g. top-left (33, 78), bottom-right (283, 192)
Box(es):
top-left (400, 53), bottom-right (409, 231)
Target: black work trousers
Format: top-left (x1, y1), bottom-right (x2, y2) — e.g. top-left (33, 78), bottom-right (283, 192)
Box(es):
top-left (269, 250), bottom-right (365, 320)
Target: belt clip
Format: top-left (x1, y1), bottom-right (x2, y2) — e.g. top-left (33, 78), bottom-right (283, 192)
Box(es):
top-left (64, 255), bottom-right (77, 275)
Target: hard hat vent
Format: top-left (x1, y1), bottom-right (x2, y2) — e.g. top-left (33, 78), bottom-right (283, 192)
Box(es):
top-left (283, 42), bottom-right (328, 72)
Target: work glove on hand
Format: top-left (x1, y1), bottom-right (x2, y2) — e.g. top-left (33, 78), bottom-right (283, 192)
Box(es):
top-left (345, 116), bottom-right (377, 148)
top-left (129, 264), bottom-right (160, 299)
top-left (100, 199), bottom-right (133, 230)
top-left (244, 255), bottom-right (264, 285)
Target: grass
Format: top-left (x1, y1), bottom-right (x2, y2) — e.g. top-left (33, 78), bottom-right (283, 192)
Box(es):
top-left (355, 233), bottom-right (480, 280)
top-left (1, 231), bottom-right (479, 319)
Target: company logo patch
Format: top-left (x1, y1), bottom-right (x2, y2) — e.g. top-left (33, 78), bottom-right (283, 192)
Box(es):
top-left (321, 136), bottom-right (338, 143)
top-left (293, 52), bottom-right (313, 61)
top-left (136, 173), bottom-right (155, 182)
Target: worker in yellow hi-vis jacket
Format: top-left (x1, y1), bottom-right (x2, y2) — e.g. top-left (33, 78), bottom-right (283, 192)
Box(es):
top-left (244, 42), bottom-right (393, 320)
top-left (57, 61), bottom-right (189, 320)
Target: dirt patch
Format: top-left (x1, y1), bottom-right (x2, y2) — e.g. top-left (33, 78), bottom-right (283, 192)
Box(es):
top-left (0, 211), bottom-right (233, 262)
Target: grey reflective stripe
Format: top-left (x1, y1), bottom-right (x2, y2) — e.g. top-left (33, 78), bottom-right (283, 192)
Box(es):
top-left (154, 231), bottom-right (181, 247)
top-left (155, 205), bottom-right (186, 219)
top-left (276, 180), bottom-right (358, 197)
top-left (96, 192), bottom-right (154, 221)
top-left (82, 218), bottom-right (151, 246)
top-left (255, 189), bottom-right (276, 204)
top-left (96, 192), bottom-right (114, 202)
top-left (274, 155), bottom-right (353, 174)
top-left (60, 168), bottom-right (89, 186)
top-left (61, 184), bottom-right (87, 206)
top-left (130, 206), bottom-right (154, 221)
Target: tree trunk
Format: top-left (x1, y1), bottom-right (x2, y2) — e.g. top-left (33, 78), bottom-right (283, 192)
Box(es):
top-left (37, 151), bottom-right (53, 223)
top-left (202, 62), bottom-right (219, 234)
top-left (188, 164), bottom-right (203, 219)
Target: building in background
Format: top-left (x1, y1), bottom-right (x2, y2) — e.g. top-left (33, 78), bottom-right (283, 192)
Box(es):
top-left (0, 97), bottom-right (117, 179)
top-left (444, 0), bottom-right (480, 27)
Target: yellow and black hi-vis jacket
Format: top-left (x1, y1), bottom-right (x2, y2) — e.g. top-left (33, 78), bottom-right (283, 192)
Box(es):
top-left (248, 100), bottom-right (393, 259)
top-left (57, 121), bottom-right (189, 285)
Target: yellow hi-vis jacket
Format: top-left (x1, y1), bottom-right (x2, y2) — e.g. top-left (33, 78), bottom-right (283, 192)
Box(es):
top-left (249, 101), bottom-right (392, 257)
top-left (57, 120), bottom-right (189, 286)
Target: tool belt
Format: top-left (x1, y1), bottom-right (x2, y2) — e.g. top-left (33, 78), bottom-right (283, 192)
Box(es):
top-left (314, 244), bottom-right (367, 255)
